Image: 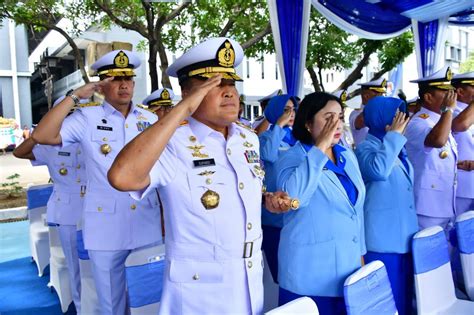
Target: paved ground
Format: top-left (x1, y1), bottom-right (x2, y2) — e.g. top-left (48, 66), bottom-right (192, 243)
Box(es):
top-left (0, 152), bottom-right (50, 187)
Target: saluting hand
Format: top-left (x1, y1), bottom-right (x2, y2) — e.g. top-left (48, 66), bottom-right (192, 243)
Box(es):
top-left (443, 89), bottom-right (457, 109)
top-left (386, 110), bottom-right (409, 135)
top-left (457, 160), bottom-right (473, 171)
top-left (73, 77), bottom-right (114, 99)
top-left (264, 191), bottom-right (292, 213)
top-left (314, 113), bottom-right (339, 152)
top-left (178, 75), bottom-right (223, 115)
top-left (276, 108), bottom-right (294, 127)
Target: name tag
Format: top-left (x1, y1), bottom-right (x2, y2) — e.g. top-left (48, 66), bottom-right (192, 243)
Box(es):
top-left (97, 126), bottom-right (113, 131)
top-left (58, 151), bottom-right (71, 156)
top-left (193, 158), bottom-right (216, 168)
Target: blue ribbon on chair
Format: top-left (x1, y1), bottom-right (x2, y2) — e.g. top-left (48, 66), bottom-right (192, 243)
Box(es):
top-left (344, 265), bottom-right (397, 315)
top-left (126, 260), bottom-right (165, 308)
top-left (76, 230), bottom-right (90, 260)
top-left (412, 230), bottom-right (450, 274)
top-left (456, 219), bottom-right (474, 254)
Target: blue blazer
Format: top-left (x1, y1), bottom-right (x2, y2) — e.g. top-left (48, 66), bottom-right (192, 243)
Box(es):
top-left (276, 142), bottom-right (366, 297)
top-left (259, 125), bottom-right (291, 228)
top-left (355, 132), bottom-right (419, 254)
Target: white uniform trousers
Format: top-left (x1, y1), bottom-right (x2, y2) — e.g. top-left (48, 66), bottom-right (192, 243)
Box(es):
top-left (58, 225), bottom-right (81, 314)
top-left (88, 249), bottom-right (131, 315)
top-left (456, 197), bottom-right (474, 217)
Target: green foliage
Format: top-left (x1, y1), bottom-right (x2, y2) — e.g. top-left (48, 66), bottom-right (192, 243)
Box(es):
top-left (460, 51), bottom-right (474, 73)
top-left (377, 31), bottom-right (414, 73)
top-left (0, 174), bottom-right (23, 198)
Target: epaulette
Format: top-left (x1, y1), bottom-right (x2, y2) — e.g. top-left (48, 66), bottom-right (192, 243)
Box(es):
top-left (235, 120), bottom-right (256, 133)
top-left (418, 113), bottom-right (429, 119)
top-left (179, 120), bottom-right (189, 126)
top-left (254, 115), bottom-right (264, 121)
top-left (77, 101), bottom-right (100, 108)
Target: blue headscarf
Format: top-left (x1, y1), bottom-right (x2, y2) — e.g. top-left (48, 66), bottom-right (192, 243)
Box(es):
top-left (364, 96), bottom-right (406, 141)
top-left (364, 96), bottom-right (409, 170)
top-left (263, 95), bottom-right (298, 146)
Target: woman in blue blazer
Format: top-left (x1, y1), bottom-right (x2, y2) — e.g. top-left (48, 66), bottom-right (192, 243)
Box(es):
top-left (259, 95), bottom-right (298, 283)
top-left (275, 92), bottom-right (366, 315)
top-left (355, 96), bottom-right (418, 315)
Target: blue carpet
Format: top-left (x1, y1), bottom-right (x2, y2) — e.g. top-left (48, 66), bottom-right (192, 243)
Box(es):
top-left (0, 220), bottom-right (31, 263)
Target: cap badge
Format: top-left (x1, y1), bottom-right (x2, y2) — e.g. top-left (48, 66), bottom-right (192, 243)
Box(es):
top-left (161, 89), bottom-right (170, 100)
top-left (114, 51), bottom-right (129, 68)
top-left (381, 79), bottom-right (387, 88)
top-left (446, 67), bottom-right (453, 81)
top-left (340, 90), bottom-right (347, 103)
top-left (217, 40), bottom-right (235, 67)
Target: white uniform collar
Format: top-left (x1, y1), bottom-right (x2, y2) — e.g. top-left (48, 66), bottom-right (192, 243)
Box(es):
top-left (102, 100), bottom-right (138, 117)
top-left (188, 117), bottom-right (237, 142)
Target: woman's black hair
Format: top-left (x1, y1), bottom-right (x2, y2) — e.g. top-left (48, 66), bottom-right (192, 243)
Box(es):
top-left (292, 92), bottom-right (343, 145)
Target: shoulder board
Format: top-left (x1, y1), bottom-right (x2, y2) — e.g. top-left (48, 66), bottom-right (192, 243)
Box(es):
top-left (235, 120), bottom-right (256, 133)
top-left (418, 113), bottom-right (429, 119)
top-left (179, 120), bottom-right (189, 127)
top-left (77, 102), bottom-right (100, 108)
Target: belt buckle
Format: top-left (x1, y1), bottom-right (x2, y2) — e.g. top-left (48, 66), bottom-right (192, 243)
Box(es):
top-left (243, 241), bottom-right (253, 259)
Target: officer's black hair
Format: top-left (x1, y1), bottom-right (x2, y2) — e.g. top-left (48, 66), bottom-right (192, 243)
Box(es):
top-left (418, 85), bottom-right (439, 99)
top-left (292, 92), bottom-right (343, 145)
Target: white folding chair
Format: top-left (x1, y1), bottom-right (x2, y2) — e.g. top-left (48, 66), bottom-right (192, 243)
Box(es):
top-left (48, 225), bottom-right (73, 313)
top-left (344, 260), bottom-right (397, 315)
top-left (125, 243), bottom-right (166, 315)
top-left (265, 296), bottom-right (318, 314)
top-left (456, 211), bottom-right (474, 301)
top-left (263, 251), bottom-right (280, 312)
top-left (77, 229), bottom-right (100, 315)
top-left (27, 184), bottom-right (53, 276)
top-left (412, 226), bottom-right (474, 314)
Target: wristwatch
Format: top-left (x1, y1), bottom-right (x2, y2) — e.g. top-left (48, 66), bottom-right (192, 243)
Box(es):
top-left (440, 106), bottom-right (453, 114)
top-left (66, 89), bottom-right (80, 106)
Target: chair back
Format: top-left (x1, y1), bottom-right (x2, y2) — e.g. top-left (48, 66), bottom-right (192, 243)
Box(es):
top-left (456, 211), bottom-right (474, 301)
top-left (265, 296), bottom-right (319, 314)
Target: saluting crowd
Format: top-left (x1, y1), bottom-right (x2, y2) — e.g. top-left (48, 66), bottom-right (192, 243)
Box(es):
top-left (13, 37), bottom-right (473, 315)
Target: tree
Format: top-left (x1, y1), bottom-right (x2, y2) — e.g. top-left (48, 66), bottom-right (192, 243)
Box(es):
top-left (305, 8), bottom-right (414, 97)
top-left (460, 51), bottom-right (474, 73)
top-left (0, 0), bottom-right (91, 84)
top-left (83, 0), bottom-right (273, 91)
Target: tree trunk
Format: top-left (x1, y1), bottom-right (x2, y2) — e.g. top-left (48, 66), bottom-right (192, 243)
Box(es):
top-left (148, 39), bottom-right (160, 91)
top-left (156, 33), bottom-right (171, 89)
top-left (52, 26), bottom-right (90, 84)
top-left (317, 67), bottom-right (325, 92)
top-left (307, 66), bottom-right (321, 91)
top-left (336, 42), bottom-right (382, 92)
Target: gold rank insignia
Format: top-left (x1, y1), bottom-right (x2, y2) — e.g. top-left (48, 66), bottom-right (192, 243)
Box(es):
top-left (114, 51), bottom-right (129, 68)
top-left (419, 113), bottom-right (429, 119)
top-left (243, 141), bottom-right (253, 148)
top-left (201, 190), bottom-right (220, 210)
top-left (217, 40), bottom-right (235, 67)
top-left (235, 121), bottom-right (256, 133)
top-left (187, 145), bottom-right (209, 158)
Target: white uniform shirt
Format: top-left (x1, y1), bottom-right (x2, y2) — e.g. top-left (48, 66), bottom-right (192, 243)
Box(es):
top-left (32, 143), bottom-right (85, 225)
top-left (453, 101), bottom-right (474, 199)
top-left (59, 101), bottom-right (162, 250)
top-left (134, 117), bottom-right (264, 314)
top-left (405, 107), bottom-right (458, 218)
top-left (349, 106), bottom-right (368, 147)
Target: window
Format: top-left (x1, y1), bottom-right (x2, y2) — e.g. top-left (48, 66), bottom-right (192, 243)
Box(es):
top-left (275, 63), bottom-right (279, 80)
top-left (246, 59), bottom-right (250, 79)
top-left (261, 58), bottom-right (265, 79)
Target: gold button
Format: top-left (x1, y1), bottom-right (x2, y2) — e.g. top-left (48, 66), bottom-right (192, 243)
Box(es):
top-left (247, 261), bottom-right (253, 268)
top-left (239, 182), bottom-right (244, 190)
top-left (125, 124), bottom-right (129, 128)
top-left (206, 178), bottom-right (212, 185)
top-left (227, 148), bottom-right (232, 156)
top-left (76, 165), bottom-right (81, 169)
top-left (192, 274), bottom-right (200, 280)
top-left (102, 137), bottom-right (108, 141)
top-left (98, 207), bottom-right (102, 212)
top-left (131, 204), bottom-right (137, 210)
top-left (247, 222), bottom-right (252, 230)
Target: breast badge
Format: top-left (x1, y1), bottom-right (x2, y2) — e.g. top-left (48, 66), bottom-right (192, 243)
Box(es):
top-left (59, 168), bottom-right (68, 176)
top-left (100, 143), bottom-right (112, 156)
top-left (201, 190), bottom-right (220, 210)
